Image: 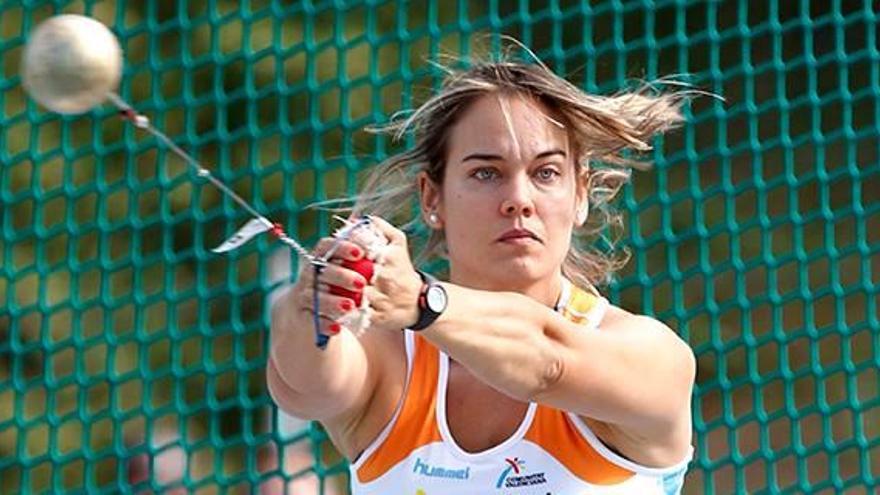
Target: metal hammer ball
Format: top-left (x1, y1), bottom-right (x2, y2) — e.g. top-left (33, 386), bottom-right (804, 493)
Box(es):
top-left (21, 14), bottom-right (122, 114)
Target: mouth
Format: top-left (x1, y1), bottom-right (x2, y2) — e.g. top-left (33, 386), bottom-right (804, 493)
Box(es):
top-left (496, 229), bottom-right (542, 244)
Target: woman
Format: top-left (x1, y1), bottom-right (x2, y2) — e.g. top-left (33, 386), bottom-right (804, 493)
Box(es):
top-left (267, 57), bottom-right (697, 494)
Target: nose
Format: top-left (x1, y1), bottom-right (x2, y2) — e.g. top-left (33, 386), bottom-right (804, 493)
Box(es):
top-left (499, 175), bottom-right (534, 218)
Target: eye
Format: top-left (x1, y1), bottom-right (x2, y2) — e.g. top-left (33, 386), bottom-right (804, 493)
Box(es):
top-left (534, 166), bottom-right (561, 182)
top-left (471, 167), bottom-right (499, 181)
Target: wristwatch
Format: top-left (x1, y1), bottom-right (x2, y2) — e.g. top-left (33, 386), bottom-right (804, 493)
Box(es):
top-left (410, 270), bottom-right (448, 331)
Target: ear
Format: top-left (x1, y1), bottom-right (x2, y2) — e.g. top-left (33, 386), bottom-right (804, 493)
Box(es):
top-left (574, 165), bottom-right (590, 227)
top-left (418, 172), bottom-right (444, 229)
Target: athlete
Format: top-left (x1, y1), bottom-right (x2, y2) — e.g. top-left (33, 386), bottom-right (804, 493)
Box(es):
top-left (267, 56), bottom-right (697, 494)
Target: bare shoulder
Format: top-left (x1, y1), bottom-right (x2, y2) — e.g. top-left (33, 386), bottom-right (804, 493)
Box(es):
top-left (581, 303), bottom-right (696, 467)
top-left (600, 302), bottom-right (695, 389)
top-left (594, 303), bottom-right (631, 329)
top-left (598, 303), bottom-right (691, 349)
top-left (321, 328), bottom-right (408, 460)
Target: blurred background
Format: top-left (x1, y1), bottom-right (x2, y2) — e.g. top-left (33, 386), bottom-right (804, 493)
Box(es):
top-left (0, 0), bottom-right (877, 493)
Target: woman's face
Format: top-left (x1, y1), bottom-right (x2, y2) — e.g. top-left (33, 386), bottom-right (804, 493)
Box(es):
top-left (423, 93), bottom-right (587, 290)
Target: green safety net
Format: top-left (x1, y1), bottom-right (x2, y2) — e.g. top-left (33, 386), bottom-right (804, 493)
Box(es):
top-left (1, 1), bottom-right (878, 493)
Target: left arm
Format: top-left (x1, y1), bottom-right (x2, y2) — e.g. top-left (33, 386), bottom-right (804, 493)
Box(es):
top-left (422, 284), bottom-right (695, 436)
top-left (361, 216), bottom-right (695, 457)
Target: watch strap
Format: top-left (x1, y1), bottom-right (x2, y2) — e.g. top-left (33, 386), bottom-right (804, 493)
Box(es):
top-left (410, 270), bottom-right (442, 331)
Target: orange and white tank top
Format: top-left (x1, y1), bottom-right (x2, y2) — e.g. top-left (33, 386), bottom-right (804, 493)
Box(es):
top-left (349, 279), bottom-right (693, 494)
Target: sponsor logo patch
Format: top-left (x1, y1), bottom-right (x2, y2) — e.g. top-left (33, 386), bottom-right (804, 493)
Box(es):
top-left (495, 457), bottom-right (547, 489)
top-left (413, 458), bottom-right (470, 480)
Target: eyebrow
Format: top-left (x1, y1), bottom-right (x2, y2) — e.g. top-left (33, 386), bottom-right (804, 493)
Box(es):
top-left (461, 149), bottom-right (567, 163)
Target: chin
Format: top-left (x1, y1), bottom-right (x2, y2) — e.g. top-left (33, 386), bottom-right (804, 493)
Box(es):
top-left (484, 258), bottom-right (553, 287)
top-left (449, 244), bottom-right (561, 289)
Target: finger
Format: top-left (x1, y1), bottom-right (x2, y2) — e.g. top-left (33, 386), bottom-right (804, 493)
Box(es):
top-left (296, 259), bottom-right (316, 283)
top-left (297, 290), bottom-right (359, 321)
top-left (314, 237), bottom-right (365, 261)
top-left (313, 262), bottom-right (368, 293)
top-left (294, 311), bottom-right (345, 337)
top-left (294, 260), bottom-right (328, 291)
top-left (313, 237), bottom-right (366, 261)
top-left (297, 259), bottom-right (370, 307)
top-left (362, 285), bottom-right (378, 304)
top-left (366, 216), bottom-right (407, 246)
top-left (362, 285), bottom-right (389, 310)
top-left (318, 318), bottom-right (344, 337)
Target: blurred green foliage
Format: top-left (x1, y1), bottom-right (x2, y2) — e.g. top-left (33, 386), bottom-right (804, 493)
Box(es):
top-left (0, 0), bottom-right (878, 494)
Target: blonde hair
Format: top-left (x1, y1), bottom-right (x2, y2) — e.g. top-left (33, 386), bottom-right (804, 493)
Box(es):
top-left (348, 54), bottom-right (690, 289)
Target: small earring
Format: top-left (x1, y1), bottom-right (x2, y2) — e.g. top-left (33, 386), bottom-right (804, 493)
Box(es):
top-left (576, 206), bottom-right (588, 225)
top-left (428, 212), bottom-right (439, 225)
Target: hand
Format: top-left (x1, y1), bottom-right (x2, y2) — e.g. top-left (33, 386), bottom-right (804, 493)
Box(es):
top-left (362, 216), bottom-right (423, 332)
top-left (282, 237), bottom-right (371, 338)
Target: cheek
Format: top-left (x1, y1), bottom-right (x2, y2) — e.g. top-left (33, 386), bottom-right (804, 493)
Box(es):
top-left (543, 213), bottom-right (576, 264)
top-left (537, 193), bottom-right (578, 251)
top-left (443, 188), bottom-right (491, 220)
top-left (539, 188), bottom-right (578, 220)
top-left (545, 210), bottom-right (576, 241)
top-left (442, 191), bottom-right (494, 247)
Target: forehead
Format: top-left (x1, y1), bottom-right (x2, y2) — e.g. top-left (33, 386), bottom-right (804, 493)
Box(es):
top-left (446, 93), bottom-right (568, 158)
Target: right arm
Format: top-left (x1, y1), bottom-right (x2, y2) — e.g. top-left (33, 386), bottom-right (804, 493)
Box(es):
top-left (267, 305), bottom-right (374, 419)
top-left (266, 238), bottom-right (388, 422)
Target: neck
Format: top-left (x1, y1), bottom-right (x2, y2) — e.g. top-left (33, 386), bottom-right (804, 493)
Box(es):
top-left (447, 268), bottom-right (563, 309)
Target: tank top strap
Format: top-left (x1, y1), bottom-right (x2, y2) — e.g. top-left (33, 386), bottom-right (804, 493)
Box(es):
top-left (558, 279), bottom-right (609, 330)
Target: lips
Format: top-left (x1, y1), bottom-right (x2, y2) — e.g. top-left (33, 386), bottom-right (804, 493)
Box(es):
top-left (496, 228), bottom-right (541, 243)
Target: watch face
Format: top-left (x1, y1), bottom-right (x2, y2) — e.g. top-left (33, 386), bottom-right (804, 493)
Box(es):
top-left (426, 285), bottom-right (447, 312)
